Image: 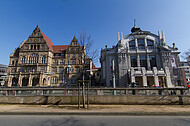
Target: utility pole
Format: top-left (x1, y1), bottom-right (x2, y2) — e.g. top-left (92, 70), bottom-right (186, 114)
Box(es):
top-left (112, 59), bottom-right (116, 95)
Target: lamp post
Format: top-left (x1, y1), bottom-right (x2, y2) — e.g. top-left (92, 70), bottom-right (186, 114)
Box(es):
top-left (67, 65), bottom-right (71, 87)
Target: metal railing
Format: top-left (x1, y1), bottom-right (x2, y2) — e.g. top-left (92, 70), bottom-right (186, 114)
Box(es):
top-left (0, 87), bottom-right (189, 96)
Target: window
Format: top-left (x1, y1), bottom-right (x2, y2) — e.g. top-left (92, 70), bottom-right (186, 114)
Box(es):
top-left (52, 76), bottom-right (58, 84)
top-left (42, 56), bottom-right (46, 64)
top-left (129, 40), bottom-right (135, 50)
top-left (137, 39), bottom-right (145, 50)
top-left (140, 55), bottom-right (147, 69)
top-left (60, 53), bottom-right (65, 57)
top-left (55, 54), bottom-right (59, 57)
top-left (11, 68), bottom-right (16, 73)
top-left (184, 63), bottom-right (189, 66)
top-left (53, 60), bottom-right (58, 65)
top-left (12, 61), bottom-right (14, 65)
top-left (34, 45), bottom-right (36, 50)
top-left (149, 55), bottom-right (157, 69)
top-left (21, 56), bottom-right (26, 64)
top-left (40, 67), bottom-right (45, 72)
top-left (52, 67), bottom-right (57, 73)
top-left (76, 48), bottom-right (79, 51)
top-left (78, 54), bottom-right (81, 57)
top-left (41, 45), bottom-right (45, 49)
top-left (75, 67), bottom-right (79, 73)
top-left (31, 45), bottom-right (33, 50)
top-left (67, 54), bottom-right (70, 57)
top-left (59, 67), bottom-right (64, 73)
top-left (37, 45), bottom-right (40, 50)
top-left (29, 54), bottom-right (39, 64)
top-left (130, 56), bottom-right (137, 67)
top-left (60, 60), bottom-right (65, 65)
top-left (78, 60), bottom-right (80, 64)
top-left (72, 60), bottom-right (76, 64)
top-left (67, 60), bottom-right (69, 64)
top-left (73, 54), bottom-right (75, 57)
top-left (147, 40), bottom-right (154, 50)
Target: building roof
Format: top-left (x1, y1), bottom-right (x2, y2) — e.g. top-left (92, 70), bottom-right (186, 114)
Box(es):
top-left (41, 32), bottom-right (54, 52)
top-left (52, 45), bottom-right (69, 53)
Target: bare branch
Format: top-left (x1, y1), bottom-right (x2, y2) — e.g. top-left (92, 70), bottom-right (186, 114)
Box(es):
top-left (79, 30), bottom-right (99, 64)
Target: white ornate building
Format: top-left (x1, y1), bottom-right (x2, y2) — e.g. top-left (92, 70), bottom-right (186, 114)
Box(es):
top-left (100, 22), bottom-right (183, 87)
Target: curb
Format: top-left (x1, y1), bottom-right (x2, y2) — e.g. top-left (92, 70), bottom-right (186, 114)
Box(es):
top-left (0, 112), bottom-right (190, 116)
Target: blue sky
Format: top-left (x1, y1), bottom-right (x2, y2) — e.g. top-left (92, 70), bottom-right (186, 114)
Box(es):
top-left (0, 0), bottom-right (190, 66)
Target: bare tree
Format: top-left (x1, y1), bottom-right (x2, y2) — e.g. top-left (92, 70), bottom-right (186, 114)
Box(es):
top-left (79, 30), bottom-right (99, 64)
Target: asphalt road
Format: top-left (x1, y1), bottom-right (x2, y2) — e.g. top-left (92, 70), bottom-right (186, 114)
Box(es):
top-left (1, 115), bottom-right (190, 126)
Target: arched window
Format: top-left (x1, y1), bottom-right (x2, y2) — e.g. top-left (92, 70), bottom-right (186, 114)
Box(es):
top-left (129, 40), bottom-right (135, 50)
top-left (137, 39), bottom-right (145, 50)
top-left (52, 76), bottom-right (58, 84)
top-left (29, 54), bottom-right (39, 64)
top-left (42, 56), bottom-right (46, 64)
top-left (21, 56), bottom-right (26, 64)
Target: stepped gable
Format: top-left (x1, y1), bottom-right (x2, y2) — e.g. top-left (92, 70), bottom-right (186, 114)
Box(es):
top-left (52, 45), bottom-right (69, 53)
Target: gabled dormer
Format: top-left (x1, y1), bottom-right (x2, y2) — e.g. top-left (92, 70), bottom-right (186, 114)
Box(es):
top-left (67, 36), bottom-right (81, 53)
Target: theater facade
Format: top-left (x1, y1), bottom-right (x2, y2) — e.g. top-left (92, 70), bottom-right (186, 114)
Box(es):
top-left (100, 22), bottom-right (184, 87)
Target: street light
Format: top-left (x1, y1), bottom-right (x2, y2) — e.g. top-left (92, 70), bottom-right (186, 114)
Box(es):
top-left (67, 65), bottom-right (72, 87)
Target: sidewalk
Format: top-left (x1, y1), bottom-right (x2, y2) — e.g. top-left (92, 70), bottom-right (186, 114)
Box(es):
top-left (0, 104), bottom-right (190, 115)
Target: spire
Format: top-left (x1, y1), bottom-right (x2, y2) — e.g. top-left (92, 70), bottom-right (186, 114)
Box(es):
top-left (33, 24), bottom-right (41, 34)
top-left (72, 35), bottom-right (78, 42)
top-left (131, 19), bottom-right (142, 33)
top-left (134, 19), bottom-right (136, 27)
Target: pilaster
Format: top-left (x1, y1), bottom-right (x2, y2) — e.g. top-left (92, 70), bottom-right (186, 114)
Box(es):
top-left (165, 67), bottom-right (173, 87)
top-left (28, 73), bottom-right (32, 87)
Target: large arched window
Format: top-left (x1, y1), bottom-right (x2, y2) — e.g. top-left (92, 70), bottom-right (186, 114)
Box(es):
top-left (29, 54), bottom-right (39, 64)
top-left (129, 40), bottom-right (135, 50)
top-left (137, 39), bottom-right (145, 50)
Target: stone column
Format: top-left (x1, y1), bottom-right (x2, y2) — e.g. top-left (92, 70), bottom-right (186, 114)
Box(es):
top-left (47, 76), bottom-right (51, 86)
top-left (18, 75), bottom-right (22, 87)
top-left (128, 55), bottom-right (131, 68)
top-left (165, 67), bottom-right (173, 87)
top-left (135, 38), bottom-right (138, 49)
top-left (28, 74), bottom-right (32, 87)
top-left (39, 73), bottom-right (43, 87)
top-left (8, 77), bottom-right (12, 87)
top-left (142, 67), bottom-right (147, 86)
top-left (153, 67), bottom-right (159, 86)
top-left (154, 76), bottom-right (159, 86)
top-left (137, 54), bottom-right (140, 67)
top-left (144, 38), bottom-right (147, 50)
top-left (131, 68), bottom-right (135, 83)
top-left (147, 54), bottom-right (151, 70)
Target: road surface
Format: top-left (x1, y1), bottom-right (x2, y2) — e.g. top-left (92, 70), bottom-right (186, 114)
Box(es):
top-left (1, 115), bottom-right (190, 126)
